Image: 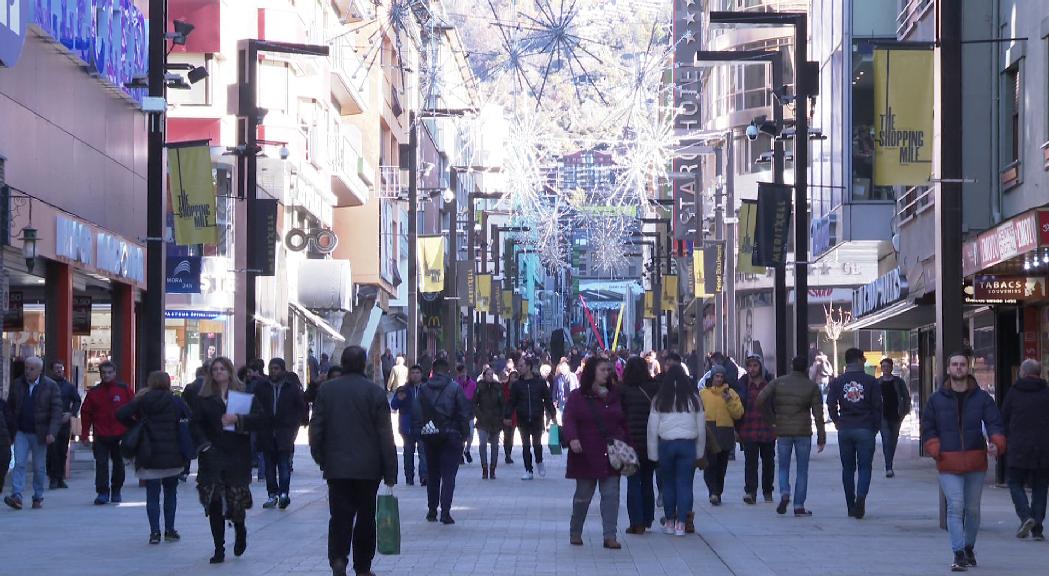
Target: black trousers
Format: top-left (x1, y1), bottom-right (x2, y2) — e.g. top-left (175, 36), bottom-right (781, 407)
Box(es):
top-left (424, 440), bottom-right (462, 515)
top-left (742, 441), bottom-right (775, 496)
top-left (502, 424), bottom-right (516, 459)
top-left (93, 436), bottom-right (125, 494)
top-left (327, 479), bottom-right (380, 574)
top-left (46, 424), bottom-right (72, 481)
top-left (703, 450), bottom-right (731, 497)
top-left (518, 422), bottom-right (544, 473)
top-left (0, 438), bottom-right (10, 489)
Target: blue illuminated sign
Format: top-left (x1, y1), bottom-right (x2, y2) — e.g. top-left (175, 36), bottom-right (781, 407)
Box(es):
top-left (1, 0), bottom-right (148, 101)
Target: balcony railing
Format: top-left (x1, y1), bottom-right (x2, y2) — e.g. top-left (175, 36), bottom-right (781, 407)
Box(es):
top-left (379, 165), bottom-right (406, 200)
top-left (895, 185), bottom-right (934, 226)
top-left (330, 37), bottom-right (368, 115)
top-left (897, 0), bottom-right (935, 39)
top-left (330, 125), bottom-right (369, 206)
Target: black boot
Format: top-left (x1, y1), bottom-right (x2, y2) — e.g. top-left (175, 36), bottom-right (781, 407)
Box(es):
top-left (208, 513), bottom-right (225, 563)
top-left (233, 522), bottom-right (247, 557)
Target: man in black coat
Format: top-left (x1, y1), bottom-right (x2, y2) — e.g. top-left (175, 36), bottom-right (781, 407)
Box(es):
top-left (413, 357), bottom-right (470, 524)
top-left (256, 358), bottom-right (307, 510)
top-left (503, 356), bottom-right (556, 480)
top-left (46, 359), bottom-right (81, 489)
top-left (1002, 359), bottom-right (1049, 540)
top-left (310, 346), bottom-right (396, 576)
top-left (4, 356), bottom-right (62, 509)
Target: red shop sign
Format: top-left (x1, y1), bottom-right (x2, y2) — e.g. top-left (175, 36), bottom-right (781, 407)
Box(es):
top-left (975, 211), bottom-right (1040, 270)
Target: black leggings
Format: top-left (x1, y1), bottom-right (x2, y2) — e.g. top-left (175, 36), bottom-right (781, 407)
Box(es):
top-left (503, 424), bottom-right (516, 459)
top-left (207, 496), bottom-right (245, 551)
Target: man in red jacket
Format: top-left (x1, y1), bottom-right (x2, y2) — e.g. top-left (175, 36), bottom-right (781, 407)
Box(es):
top-left (80, 361), bottom-right (132, 505)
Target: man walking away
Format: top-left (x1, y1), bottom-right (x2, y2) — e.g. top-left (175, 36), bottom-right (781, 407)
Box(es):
top-left (47, 360), bottom-right (81, 489)
top-left (80, 361), bottom-right (132, 505)
top-left (504, 357), bottom-right (557, 480)
top-left (390, 365), bottom-right (428, 486)
top-left (386, 355), bottom-right (409, 393)
top-left (4, 356), bottom-right (62, 510)
top-left (258, 358), bottom-right (307, 510)
top-left (413, 358), bottom-right (470, 524)
top-left (310, 346), bottom-right (397, 576)
top-left (758, 356), bottom-right (826, 516)
top-left (827, 348), bottom-right (881, 519)
top-left (922, 352), bottom-right (1005, 571)
top-left (738, 355), bottom-right (776, 504)
top-left (380, 350), bottom-right (395, 392)
top-left (878, 358), bottom-right (911, 478)
top-left (1002, 359), bottom-right (1049, 541)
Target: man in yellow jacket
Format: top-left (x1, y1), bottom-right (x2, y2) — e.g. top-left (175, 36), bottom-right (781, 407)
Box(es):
top-left (699, 365), bottom-right (744, 505)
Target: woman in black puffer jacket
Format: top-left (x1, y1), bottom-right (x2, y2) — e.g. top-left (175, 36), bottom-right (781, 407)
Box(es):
top-left (117, 371), bottom-right (190, 544)
top-left (619, 356), bottom-right (660, 534)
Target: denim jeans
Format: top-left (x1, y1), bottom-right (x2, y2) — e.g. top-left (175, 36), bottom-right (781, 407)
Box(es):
top-left (476, 428), bottom-right (500, 469)
top-left (880, 418), bottom-right (903, 471)
top-left (658, 439), bottom-right (697, 521)
top-left (570, 476), bottom-right (620, 539)
top-left (465, 418), bottom-right (475, 454)
top-left (423, 440), bottom-right (462, 515)
top-left (777, 436), bottom-right (812, 508)
top-left (626, 459), bottom-right (657, 528)
top-left (402, 433), bottom-right (428, 483)
top-left (837, 427), bottom-right (876, 509)
top-left (145, 475), bottom-right (180, 533)
top-left (1008, 467), bottom-right (1049, 534)
top-left (264, 448), bottom-right (292, 497)
top-left (939, 471), bottom-right (985, 552)
top-left (12, 432), bottom-right (47, 501)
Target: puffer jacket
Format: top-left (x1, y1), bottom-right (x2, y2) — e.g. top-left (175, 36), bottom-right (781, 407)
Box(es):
top-left (117, 389), bottom-right (189, 471)
top-left (757, 370), bottom-right (827, 444)
top-left (1001, 376), bottom-right (1049, 470)
top-left (921, 377), bottom-right (1006, 474)
top-left (646, 404), bottom-right (706, 462)
top-left (7, 375), bottom-right (63, 443)
top-left (699, 383), bottom-right (743, 427)
top-left (505, 376), bottom-right (556, 428)
top-left (81, 380), bottom-right (132, 438)
top-left (473, 379), bottom-right (505, 433)
top-left (412, 374), bottom-right (471, 440)
top-left (619, 378), bottom-right (659, 459)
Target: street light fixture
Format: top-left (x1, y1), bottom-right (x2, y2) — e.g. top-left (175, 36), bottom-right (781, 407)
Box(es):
top-left (20, 227), bottom-right (37, 273)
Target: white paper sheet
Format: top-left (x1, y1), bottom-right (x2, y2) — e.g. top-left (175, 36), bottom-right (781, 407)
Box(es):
top-left (224, 391), bottom-right (254, 431)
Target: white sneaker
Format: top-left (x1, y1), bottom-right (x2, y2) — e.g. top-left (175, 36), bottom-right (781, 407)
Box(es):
top-left (521, 471), bottom-right (534, 481)
top-left (674, 521), bottom-right (686, 537)
top-left (662, 520), bottom-right (675, 535)
top-left (537, 462), bottom-right (546, 478)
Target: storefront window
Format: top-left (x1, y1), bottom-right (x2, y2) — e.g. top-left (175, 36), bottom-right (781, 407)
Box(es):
top-left (971, 311), bottom-right (997, 398)
top-left (852, 40), bottom-right (895, 201)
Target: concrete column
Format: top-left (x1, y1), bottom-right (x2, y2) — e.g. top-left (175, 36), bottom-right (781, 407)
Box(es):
top-left (111, 281), bottom-right (136, 391)
top-left (45, 261), bottom-right (73, 376)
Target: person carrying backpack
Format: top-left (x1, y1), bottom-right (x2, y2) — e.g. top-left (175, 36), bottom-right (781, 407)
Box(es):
top-left (412, 358), bottom-right (470, 524)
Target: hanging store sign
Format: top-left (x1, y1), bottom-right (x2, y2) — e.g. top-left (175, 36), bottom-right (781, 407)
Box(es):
top-left (752, 182), bottom-right (792, 267)
top-left (3, 290), bottom-right (22, 331)
top-left (962, 209), bottom-right (1048, 276)
top-left (169, 143), bottom-right (218, 246)
top-left (0, 0), bottom-right (147, 103)
top-left (285, 228), bottom-right (338, 254)
top-left (704, 243), bottom-right (725, 295)
top-left (72, 296), bottom-right (92, 335)
top-left (417, 236), bottom-right (445, 294)
top-left (476, 274), bottom-right (492, 313)
top-left (692, 249), bottom-right (708, 298)
top-left (661, 275), bottom-right (678, 312)
top-left (166, 256), bottom-right (202, 294)
top-left (873, 48), bottom-right (934, 186)
top-left (737, 200), bottom-right (764, 274)
top-left (672, 0), bottom-right (702, 246)
top-left (852, 267), bottom-right (908, 319)
top-left (249, 199), bottom-right (278, 277)
top-left (501, 290), bottom-right (513, 320)
top-left (643, 290), bottom-right (656, 319)
top-left (457, 261), bottom-right (474, 306)
top-left (973, 276), bottom-right (1047, 301)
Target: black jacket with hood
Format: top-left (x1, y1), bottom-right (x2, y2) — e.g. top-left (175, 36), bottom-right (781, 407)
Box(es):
top-left (413, 373), bottom-right (471, 441)
top-left (1002, 376), bottom-right (1049, 470)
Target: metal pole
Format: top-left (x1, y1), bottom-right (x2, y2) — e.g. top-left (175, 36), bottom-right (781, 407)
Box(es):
top-left (653, 234), bottom-right (662, 351)
top-left (724, 132), bottom-right (736, 359)
top-left (445, 172), bottom-right (459, 365)
top-left (464, 189), bottom-right (474, 367)
top-left (407, 115), bottom-right (419, 363)
top-left (240, 40), bottom-right (260, 363)
top-left (772, 52), bottom-right (788, 377)
top-left (714, 146), bottom-right (724, 354)
top-left (936, 0), bottom-right (964, 531)
top-left (144, 0), bottom-right (167, 376)
top-left (793, 17), bottom-right (810, 362)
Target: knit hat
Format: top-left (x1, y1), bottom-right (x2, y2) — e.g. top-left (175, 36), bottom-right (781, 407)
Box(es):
top-left (710, 365), bottom-right (726, 377)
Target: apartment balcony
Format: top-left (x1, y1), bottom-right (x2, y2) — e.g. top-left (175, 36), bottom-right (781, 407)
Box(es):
top-left (333, 0), bottom-right (374, 23)
top-left (330, 38), bottom-right (368, 116)
top-left (330, 132), bottom-right (370, 207)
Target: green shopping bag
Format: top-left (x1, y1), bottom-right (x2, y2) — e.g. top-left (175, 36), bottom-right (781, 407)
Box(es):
top-left (548, 423), bottom-right (563, 455)
top-left (376, 487), bottom-right (401, 555)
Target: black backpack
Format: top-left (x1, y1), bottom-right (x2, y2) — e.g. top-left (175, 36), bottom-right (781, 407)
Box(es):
top-left (419, 384), bottom-right (460, 445)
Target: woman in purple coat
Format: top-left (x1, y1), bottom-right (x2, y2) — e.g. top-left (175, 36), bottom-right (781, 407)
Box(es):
top-left (563, 356), bottom-right (628, 549)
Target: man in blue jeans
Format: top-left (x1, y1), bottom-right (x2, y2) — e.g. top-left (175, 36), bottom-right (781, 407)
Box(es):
top-left (390, 365), bottom-right (428, 486)
top-left (922, 352), bottom-right (1005, 572)
top-left (758, 355), bottom-right (827, 516)
top-left (826, 347), bottom-right (881, 519)
top-left (4, 356), bottom-right (62, 510)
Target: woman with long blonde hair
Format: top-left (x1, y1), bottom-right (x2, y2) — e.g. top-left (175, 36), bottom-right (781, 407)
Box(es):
top-left (191, 357), bottom-right (268, 563)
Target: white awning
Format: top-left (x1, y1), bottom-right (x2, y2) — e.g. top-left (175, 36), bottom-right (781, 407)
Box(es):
top-left (289, 301), bottom-right (346, 342)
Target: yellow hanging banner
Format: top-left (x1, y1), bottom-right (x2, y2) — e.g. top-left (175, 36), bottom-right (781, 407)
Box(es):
top-left (873, 48), bottom-right (934, 186)
top-left (643, 290), bottom-right (656, 319)
top-left (737, 200), bottom-right (764, 274)
top-left (168, 143), bottom-right (218, 246)
top-left (501, 290), bottom-right (513, 319)
top-left (522, 299), bottom-right (530, 317)
top-left (661, 276), bottom-right (678, 312)
top-left (476, 274), bottom-right (492, 313)
top-left (417, 236), bottom-right (445, 293)
top-left (693, 250), bottom-right (709, 298)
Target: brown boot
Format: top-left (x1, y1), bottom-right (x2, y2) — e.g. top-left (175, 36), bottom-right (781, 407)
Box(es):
top-left (482, 465), bottom-right (489, 480)
top-left (685, 512), bottom-right (695, 534)
top-left (625, 525), bottom-right (645, 535)
top-left (602, 538), bottom-right (622, 550)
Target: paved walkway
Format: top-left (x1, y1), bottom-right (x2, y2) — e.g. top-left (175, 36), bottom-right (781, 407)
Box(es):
top-left (3, 428), bottom-right (1046, 576)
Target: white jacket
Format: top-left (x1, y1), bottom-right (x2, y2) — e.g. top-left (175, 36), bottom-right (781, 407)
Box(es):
top-left (647, 405), bottom-right (706, 462)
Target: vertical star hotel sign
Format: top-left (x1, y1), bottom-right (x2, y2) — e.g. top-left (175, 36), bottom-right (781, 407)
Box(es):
top-left (672, 0), bottom-right (702, 248)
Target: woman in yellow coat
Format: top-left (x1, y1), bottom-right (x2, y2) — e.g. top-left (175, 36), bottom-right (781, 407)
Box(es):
top-left (699, 365), bottom-right (744, 505)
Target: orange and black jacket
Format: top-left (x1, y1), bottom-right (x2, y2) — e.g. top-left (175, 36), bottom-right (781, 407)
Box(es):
top-left (921, 377), bottom-right (1006, 474)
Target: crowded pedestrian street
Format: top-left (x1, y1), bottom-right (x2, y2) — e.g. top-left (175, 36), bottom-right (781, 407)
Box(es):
top-left (3, 428), bottom-right (1045, 576)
